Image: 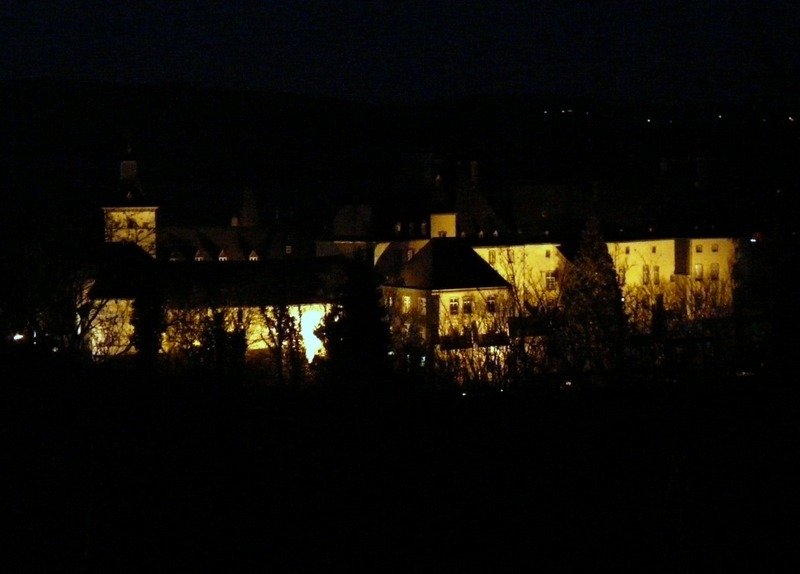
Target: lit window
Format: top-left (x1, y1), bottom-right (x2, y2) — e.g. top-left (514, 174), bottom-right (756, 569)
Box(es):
top-left (694, 263), bottom-right (704, 281)
top-left (285, 245), bottom-right (292, 255)
top-left (463, 297), bottom-right (473, 315)
top-left (394, 222), bottom-right (402, 234)
top-left (695, 244), bottom-right (703, 253)
top-left (449, 298), bottom-right (459, 315)
top-left (194, 250), bottom-right (206, 262)
top-left (478, 230), bottom-right (484, 238)
top-left (249, 250), bottom-right (259, 261)
top-left (419, 297), bottom-right (426, 315)
top-left (642, 264), bottom-right (650, 285)
top-left (618, 267), bottom-right (626, 286)
top-left (710, 262), bottom-right (720, 281)
top-left (488, 250), bottom-right (496, 265)
top-left (218, 250), bottom-right (228, 262)
top-left (407, 248), bottom-right (415, 261)
top-left (421, 221), bottom-right (427, 236)
top-left (712, 243), bottom-right (719, 252)
top-left (487, 295), bottom-right (496, 314)
top-left (386, 294), bottom-right (394, 308)
top-left (545, 271), bottom-right (557, 291)
top-left (653, 265), bottom-right (660, 285)
top-left (402, 296), bottom-right (411, 313)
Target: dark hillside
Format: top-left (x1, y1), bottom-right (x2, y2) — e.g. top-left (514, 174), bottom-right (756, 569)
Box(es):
top-left (3, 79), bottom-right (798, 236)
top-left (5, 356), bottom-right (798, 571)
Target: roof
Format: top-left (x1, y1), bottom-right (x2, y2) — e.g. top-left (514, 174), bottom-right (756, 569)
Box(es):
top-left (88, 249), bottom-right (351, 307)
top-left (87, 242), bottom-right (157, 299)
top-left (389, 238), bottom-right (510, 291)
top-left (157, 225), bottom-right (312, 261)
top-left (157, 258), bottom-right (343, 307)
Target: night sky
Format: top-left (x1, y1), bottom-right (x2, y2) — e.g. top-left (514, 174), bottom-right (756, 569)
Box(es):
top-left (3, 1), bottom-right (798, 107)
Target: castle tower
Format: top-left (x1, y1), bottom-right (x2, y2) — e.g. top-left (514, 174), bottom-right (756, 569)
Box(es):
top-left (101, 145), bottom-right (159, 257)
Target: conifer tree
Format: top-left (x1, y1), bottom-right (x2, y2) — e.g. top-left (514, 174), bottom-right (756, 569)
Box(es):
top-left (315, 262), bottom-right (391, 386)
top-left (555, 216), bottom-right (627, 378)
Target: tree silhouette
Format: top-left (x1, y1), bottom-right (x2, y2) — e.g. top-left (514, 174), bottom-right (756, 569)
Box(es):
top-left (555, 216), bottom-right (626, 379)
top-left (130, 281), bottom-right (166, 366)
top-left (315, 262), bottom-right (390, 386)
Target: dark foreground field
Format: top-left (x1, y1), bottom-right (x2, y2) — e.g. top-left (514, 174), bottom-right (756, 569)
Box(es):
top-left (5, 358), bottom-right (799, 572)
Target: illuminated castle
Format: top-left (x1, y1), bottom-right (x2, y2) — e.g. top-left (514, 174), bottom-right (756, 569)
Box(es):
top-left (87, 151), bottom-right (739, 380)
top-left (86, 152), bottom-right (338, 363)
top-left (321, 159), bottom-right (739, 380)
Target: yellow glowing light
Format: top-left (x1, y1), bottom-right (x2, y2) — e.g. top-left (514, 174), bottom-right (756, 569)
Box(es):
top-left (294, 305), bottom-right (327, 362)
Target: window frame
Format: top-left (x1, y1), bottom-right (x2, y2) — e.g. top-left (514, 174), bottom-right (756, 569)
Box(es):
top-left (462, 296), bottom-right (474, 315)
top-left (486, 295), bottom-right (496, 314)
top-left (449, 298), bottom-right (459, 316)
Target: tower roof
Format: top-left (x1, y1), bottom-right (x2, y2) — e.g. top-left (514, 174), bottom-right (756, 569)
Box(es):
top-left (385, 238), bottom-right (510, 291)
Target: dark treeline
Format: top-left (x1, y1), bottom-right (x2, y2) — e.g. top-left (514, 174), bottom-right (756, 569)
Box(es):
top-left (5, 352), bottom-right (799, 570)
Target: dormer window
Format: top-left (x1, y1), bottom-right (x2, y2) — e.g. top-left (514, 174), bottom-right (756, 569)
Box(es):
top-left (406, 248), bottom-right (415, 261)
top-left (194, 249), bottom-right (208, 262)
top-left (421, 221), bottom-right (428, 236)
top-left (248, 250), bottom-right (259, 262)
top-left (285, 245), bottom-right (292, 255)
top-left (169, 250), bottom-right (184, 262)
top-left (218, 250), bottom-right (228, 262)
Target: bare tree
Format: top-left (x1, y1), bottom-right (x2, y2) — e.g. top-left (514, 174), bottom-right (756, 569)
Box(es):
top-left (254, 305), bottom-right (308, 385)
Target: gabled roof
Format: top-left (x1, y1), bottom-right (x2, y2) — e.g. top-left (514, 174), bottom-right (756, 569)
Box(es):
top-left (391, 238), bottom-right (510, 291)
